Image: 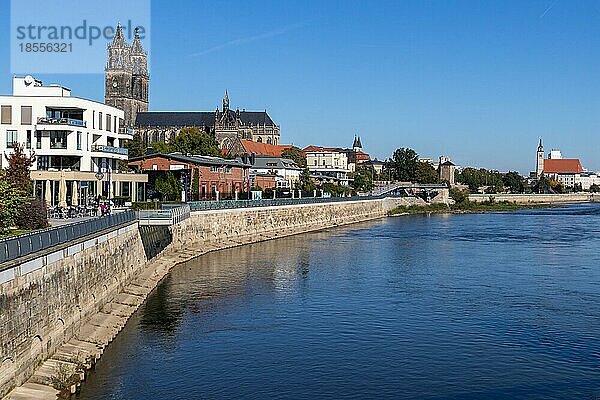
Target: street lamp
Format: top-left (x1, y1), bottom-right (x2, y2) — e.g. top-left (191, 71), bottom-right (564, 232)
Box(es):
top-left (96, 160), bottom-right (112, 204)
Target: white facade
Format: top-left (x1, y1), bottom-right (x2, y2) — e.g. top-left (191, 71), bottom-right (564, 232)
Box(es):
top-left (0, 76), bottom-right (147, 205)
top-left (548, 149), bottom-right (563, 159)
top-left (306, 148), bottom-right (349, 185)
top-left (250, 156), bottom-right (301, 189)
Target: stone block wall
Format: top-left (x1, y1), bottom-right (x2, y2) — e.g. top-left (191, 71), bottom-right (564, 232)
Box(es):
top-left (0, 223), bottom-right (146, 398)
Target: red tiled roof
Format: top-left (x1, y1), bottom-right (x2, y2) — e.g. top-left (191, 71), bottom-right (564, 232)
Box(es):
top-left (302, 145), bottom-right (338, 153)
top-left (240, 140), bottom-right (292, 157)
top-left (543, 159), bottom-right (584, 174)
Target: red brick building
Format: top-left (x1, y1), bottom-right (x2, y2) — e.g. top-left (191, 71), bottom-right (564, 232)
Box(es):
top-left (129, 153), bottom-right (250, 200)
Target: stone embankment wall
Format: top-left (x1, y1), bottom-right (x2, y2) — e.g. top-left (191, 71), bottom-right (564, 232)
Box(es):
top-left (0, 197), bottom-right (415, 399)
top-left (469, 193), bottom-right (600, 204)
top-left (169, 197), bottom-right (412, 251)
top-left (0, 223), bottom-right (145, 399)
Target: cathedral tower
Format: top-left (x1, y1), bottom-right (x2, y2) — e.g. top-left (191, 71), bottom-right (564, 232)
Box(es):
top-left (105, 23), bottom-right (149, 128)
top-left (536, 138), bottom-right (544, 178)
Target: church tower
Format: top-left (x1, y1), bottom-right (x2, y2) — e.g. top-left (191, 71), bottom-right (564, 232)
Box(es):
top-left (352, 135), bottom-right (363, 152)
top-left (105, 23), bottom-right (149, 128)
top-left (536, 138), bottom-right (545, 178)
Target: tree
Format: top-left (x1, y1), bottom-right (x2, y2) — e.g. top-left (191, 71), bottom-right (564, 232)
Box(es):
top-left (414, 161), bottom-right (439, 184)
top-left (125, 133), bottom-right (145, 158)
top-left (154, 172), bottom-right (181, 201)
top-left (503, 171), bottom-right (524, 193)
top-left (534, 175), bottom-right (551, 193)
top-left (590, 184), bottom-right (600, 193)
top-left (352, 165), bottom-right (375, 192)
top-left (169, 127), bottom-right (221, 156)
top-left (281, 147), bottom-right (307, 168)
top-left (449, 187), bottom-right (468, 204)
top-left (550, 180), bottom-right (563, 194)
top-left (0, 172), bottom-right (27, 233)
top-left (148, 141), bottom-right (171, 154)
top-left (191, 168), bottom-right (200, 201)
top-left (324, 182), bottom-right (346, 197)
top-left (387, 148), bottom-right (418, 182)
top-left (298, 167), bottom-right (315, 195)
top-left (5, 143), bottom-right (35, 193)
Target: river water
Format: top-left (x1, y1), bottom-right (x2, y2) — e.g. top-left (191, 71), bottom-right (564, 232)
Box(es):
top-left (78, 204), bottom-right (600, 399)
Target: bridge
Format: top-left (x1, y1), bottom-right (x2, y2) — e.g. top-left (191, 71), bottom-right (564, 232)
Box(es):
top-left (371, 183), bottom-right (449, 201)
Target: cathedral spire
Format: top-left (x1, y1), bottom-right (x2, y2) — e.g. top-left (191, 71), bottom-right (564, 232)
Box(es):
top-left (111, 22), bottom-right (126, 47)
top-left (131, 27), bottom-right (145, 54)
top-left (223, 90), bottom-right (230, 111)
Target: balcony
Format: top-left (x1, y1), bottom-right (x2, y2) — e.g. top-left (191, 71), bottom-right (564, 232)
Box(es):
top-left (91, 144), bottom-right (128, 156)
top-left (37, 117), bottom-right (86, 128)
top-left (119, 127), bottom-right (134, 136)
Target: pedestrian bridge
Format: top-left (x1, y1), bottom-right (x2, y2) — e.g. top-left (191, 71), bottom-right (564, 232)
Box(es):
top-left (372, 183), bottom-right (449, 200)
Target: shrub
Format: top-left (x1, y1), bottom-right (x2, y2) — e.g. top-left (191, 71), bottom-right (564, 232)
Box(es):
top-left (449, 188), bottom-right (468, 204)
top-left (16, 198), bottom-right (48, 230)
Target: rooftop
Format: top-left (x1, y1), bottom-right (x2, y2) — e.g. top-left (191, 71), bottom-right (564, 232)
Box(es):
top-left (543, 159), bottom-right (584, 174)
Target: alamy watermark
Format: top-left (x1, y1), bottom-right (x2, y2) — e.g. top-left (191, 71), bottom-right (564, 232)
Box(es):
top-left (10, 0), bottom-right (151, 74)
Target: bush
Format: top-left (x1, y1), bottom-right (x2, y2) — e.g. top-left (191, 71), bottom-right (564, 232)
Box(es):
top-left (16, 198), bottom-right (48, 230)
top-left (449, 188), bottom-right (468, 204)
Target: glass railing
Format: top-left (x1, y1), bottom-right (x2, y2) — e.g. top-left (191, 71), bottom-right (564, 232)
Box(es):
top-left (37, 117), bottom-right (86, 127)
top-left (91, 144), bottom-right (128, 155)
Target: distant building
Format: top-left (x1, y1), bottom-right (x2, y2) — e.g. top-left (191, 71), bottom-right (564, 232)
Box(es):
top-left (343, 136), bottom-right (371, 172)
top-left (134, 92), bottom-right (280, 152)
top-left (237, 139), bottom-right (292, 157)
top-left (128, 152), bottom-right (249, 201)
top-left (438, 157), bottom-right (456, 185)
top-left (363, 158), bottom-right (385, 175)
top-left (303, 145), bottom-right (350, 185)
top-left (534, 139), bottom-right (600, 189)
top-left (248, 155), bottom-right (301, 190)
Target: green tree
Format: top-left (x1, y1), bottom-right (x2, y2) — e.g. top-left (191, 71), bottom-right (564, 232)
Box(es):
top-left (281, 146), bottom-right (307, 168)
top-left (503, 171), bottom-right (524, 193)
top-left (298, 167), bottom-right (315, 195)
top-left (589, 183), bottom-right (600, 193)
top-left (387, 148), bottom-right (418, 182)
top-left (352, 165), bottom-right (375, 192)
top-left (414, 161), bottom-right (439, 184)
top-left (191, 168), bottom-right (200, 201)
top-left (148, 141), bottom-right (171, 154)
top-left (449, 187), bottom-right (469, 204)
top-left (324, 182), bottom-right (346, 196)
top-left (0, 172), bottom-right (27, 233)
top-left (154, 172), bottom-right (181, 201)
top-left (534, 175), bottom-right (551, 193)
top-left (169, 127), bottom-right (221, 156)
top-left (125, 133), bottom-right (145, 158)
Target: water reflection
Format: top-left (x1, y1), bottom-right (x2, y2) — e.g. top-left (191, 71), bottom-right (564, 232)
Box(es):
top-left (79, 206), bottom-right (600, 400)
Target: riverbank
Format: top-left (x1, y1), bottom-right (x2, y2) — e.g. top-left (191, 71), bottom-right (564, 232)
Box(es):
top-left (388, 200), bottom-right (556, 216)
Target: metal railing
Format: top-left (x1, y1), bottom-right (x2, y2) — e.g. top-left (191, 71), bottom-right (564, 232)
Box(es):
top-left (188, 195), bottom-right (384, 212)
top-left (37, 117), bottom-right (86, 128)
top-left (91, 144), bottom-right (128, 155)
top-left (138, 205), bottom-right (191, 226)
top-left (0, 210), bottom-right (136, 267)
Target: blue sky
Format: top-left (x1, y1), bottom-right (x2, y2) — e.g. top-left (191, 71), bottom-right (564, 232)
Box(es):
top-left (0, 0), bottom-right (599, 173)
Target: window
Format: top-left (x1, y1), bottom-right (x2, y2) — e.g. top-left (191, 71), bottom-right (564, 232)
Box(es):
top-left (77, 131), bottom-right (82, 150)
top-left (36, 130), bottom-right (41, 149)
top-left (21, 106), bottom-right (32, 125)
top-left (6, 130), bottom-right (17, 148)
top-left (98, 112), bottom-right (103, 130)
top-left (92, 111), bottom-right (95, 129)
top-left (225, 166), bottom-right (232, 174)
top-left (26, 130), bottom-right (31, 149)
top-left (114, 116), bottom-right (117, 133)
top-left (50, 131), bottom-right (68, 149)
top-left (106, 114), bottom-right (111, 132)
top-left (1, 106), bottom-right (12, 124)
top-left (210, 166), bottom-right (218, 172)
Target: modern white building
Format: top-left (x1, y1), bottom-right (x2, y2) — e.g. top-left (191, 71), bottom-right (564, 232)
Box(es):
top-left (0, 76), bottom-right (147, 206)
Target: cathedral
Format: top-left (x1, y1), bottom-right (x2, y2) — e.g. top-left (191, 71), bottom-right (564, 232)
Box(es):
top-left (104, 23), bottom-right (279, 152)
top-left (134, 92), bottom-right (280, 153)
top-left (105, 23), bottom-right (149, 128)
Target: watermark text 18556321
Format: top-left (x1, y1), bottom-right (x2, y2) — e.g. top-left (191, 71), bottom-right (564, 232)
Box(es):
top-left (10, 1), bottom-right (151, 74)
